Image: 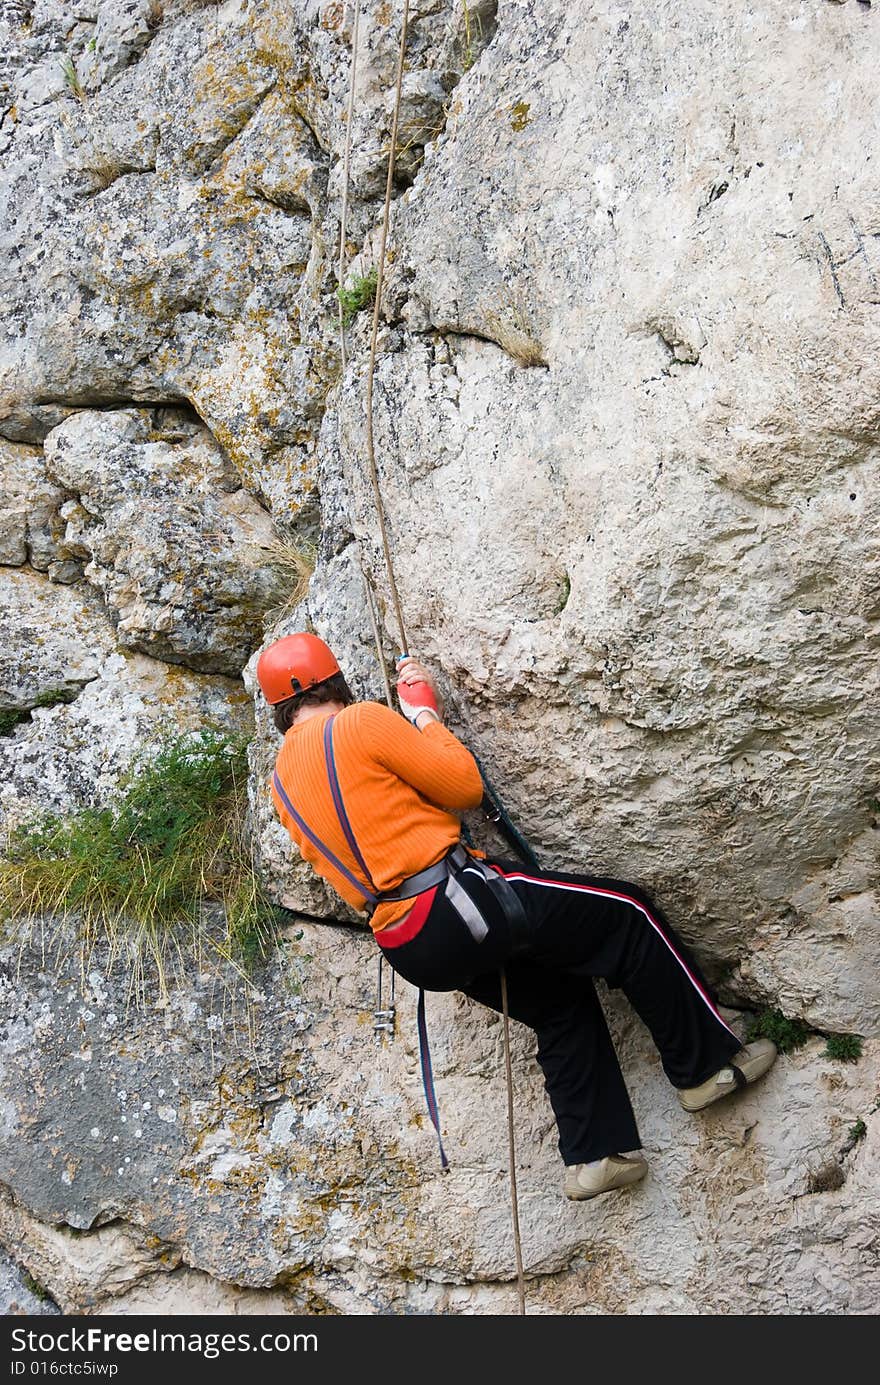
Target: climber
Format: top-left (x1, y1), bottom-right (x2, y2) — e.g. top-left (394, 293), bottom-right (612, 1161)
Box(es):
top-left (257, 632), bottom-right (778, 1201)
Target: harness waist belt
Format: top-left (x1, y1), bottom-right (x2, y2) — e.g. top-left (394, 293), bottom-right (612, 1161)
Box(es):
top-left (376, 846), bottom-right (529, 953)
top-left (376, 844), bottom-right (471, 904)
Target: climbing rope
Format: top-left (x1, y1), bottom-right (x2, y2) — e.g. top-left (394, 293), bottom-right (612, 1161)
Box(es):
top-left (336, 0), bottom-right (526, 1314)
top-left (500, 969), bottom-right (526, 1315)
top-left (360, 0), bottom-right (411, 656)
top-left (336, 0), bottom-right (361, 374)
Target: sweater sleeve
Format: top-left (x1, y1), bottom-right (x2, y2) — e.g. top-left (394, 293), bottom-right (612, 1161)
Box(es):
top-left (358, 702), bottom-right (484, 810)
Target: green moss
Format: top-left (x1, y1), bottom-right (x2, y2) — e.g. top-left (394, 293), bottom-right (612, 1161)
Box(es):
top-left (336, 268), bottom-right (377, 327)
top-left (33, 687), bottom-right (79, 709)
top-left (746, 1007), bottom-right (810, 1054)
top-left (0, 710), bottom-right (27, 737)
top-left (510, 101), bottom-right (531, 131)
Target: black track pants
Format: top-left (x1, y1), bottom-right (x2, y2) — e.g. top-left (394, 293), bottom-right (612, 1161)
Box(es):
top-left (377, 858), bottom-right (742, 1165)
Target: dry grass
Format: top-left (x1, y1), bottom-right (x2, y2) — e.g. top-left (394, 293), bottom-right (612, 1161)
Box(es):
top-left (259, 536), bottom-right (317, 621)
top-left (79, 148), bottom-right (141, 192)
top-left (461, 0), bottom-right (483, 71)
top-left (806, 1160), bottom-right (846, 1195)
top-left (482, 293), bottom-right (547, 368)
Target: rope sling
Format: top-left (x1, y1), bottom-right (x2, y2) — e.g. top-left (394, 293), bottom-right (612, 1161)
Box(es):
top-left (333, 1), bottom-right (527, 1314)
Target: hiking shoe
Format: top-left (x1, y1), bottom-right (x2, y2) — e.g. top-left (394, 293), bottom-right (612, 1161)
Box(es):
top-left (677, 1039), bottom-right (778, 1112)
top-left (563, 1154), bottom-right (648, 1201)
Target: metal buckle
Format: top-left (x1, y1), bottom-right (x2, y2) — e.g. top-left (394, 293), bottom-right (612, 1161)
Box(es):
top-left (373, 954), bottom-right (396, 1039)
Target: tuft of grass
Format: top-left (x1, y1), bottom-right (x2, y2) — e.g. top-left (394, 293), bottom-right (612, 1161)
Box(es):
top-left (258, 536), bottom-right (316, 623)
top-left (807, 1160), bottom-right (845, 1195)
top-left (482, 291), bottom-right (547, 368)
top-left (79, 148), bottom-right (141, 193)
top-left (461, 0), bottom-right (484, 72)
top-left (337, 267), bottom-right (378, 327)
top-left (0, 728), bottom-right (277, 997)
top-left (746, 1007), bottom-right (810, 1054)
top-left (59, 55), bottom-right (86, 102)
top-left (823, 1033), bottom-right (863, 1063)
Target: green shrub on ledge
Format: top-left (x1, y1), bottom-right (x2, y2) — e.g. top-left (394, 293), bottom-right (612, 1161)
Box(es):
top-left (0, 728), bottom-right (277, 992)
top-left (745, 1007), bottom-right (810, 1054)
top-left (823, 1033), bottom-right (863, 1064)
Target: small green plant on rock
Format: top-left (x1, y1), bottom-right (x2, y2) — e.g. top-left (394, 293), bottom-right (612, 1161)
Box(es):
top-left (59, 55), bottom-right (85, 102)
top-left (0, 688), bottom-right (79, 737)
top-left (847, 1119), bottom-right (866, 1145)
top-left (823, 1033), bottom-right (863, 1063)
top-left (337, 267), bottom-right (378, 326)
top-left (553, 570), bottom-right (571, 614)
top-left (745, 1007), bottom-right (810, 1054)
top-left (21, 1270), bottom-right (50, 1302)
top-left (461, 0), bottom-right (484, 72)
top-left (33, 687), bottom-right (78, 710)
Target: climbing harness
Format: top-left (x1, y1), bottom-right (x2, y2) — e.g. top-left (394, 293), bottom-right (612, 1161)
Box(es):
top-left (274, 710), bottom-right (536, 1176)
top-left (335, 0), bottom-right (527, 1312)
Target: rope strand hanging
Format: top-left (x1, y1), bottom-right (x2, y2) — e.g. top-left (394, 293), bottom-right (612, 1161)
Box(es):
top-left (361, 0), bottom-right (411, 657)
top-left (336, 0), bottom-right (526, 1315)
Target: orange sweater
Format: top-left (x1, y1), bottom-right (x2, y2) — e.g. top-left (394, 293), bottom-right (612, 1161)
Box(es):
top-left (270, 701), bottom-right (484, 932)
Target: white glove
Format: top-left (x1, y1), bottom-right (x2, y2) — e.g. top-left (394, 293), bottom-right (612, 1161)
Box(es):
top-left (395, 656), bottom-right (441, 726)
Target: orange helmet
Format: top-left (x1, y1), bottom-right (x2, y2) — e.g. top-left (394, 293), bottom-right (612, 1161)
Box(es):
top-left (256, 633), bottom-right (340, 705)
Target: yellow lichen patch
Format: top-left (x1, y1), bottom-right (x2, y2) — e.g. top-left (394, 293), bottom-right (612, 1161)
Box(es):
top-left (320, 4), bottom-right (343, 31)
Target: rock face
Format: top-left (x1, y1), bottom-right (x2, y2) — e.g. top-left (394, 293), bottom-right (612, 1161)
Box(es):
top-left (44, 407), bottom-right (284, 676)
top-left (0, 928), bottom-right (877, 1315)
top-left (0, 439), bottom-right (68, 575)
top-left (323, 0), bottom-right (880, 1040)
top-left (1, 0), bottom-right (879, 1316)
top-left (0, 645), bottom-right (252, 824)
top-left (0, 567), bottom-right (116, 714)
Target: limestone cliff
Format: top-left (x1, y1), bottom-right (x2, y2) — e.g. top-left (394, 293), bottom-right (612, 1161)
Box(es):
top-left (0, 0), bottom-right (877, 1314)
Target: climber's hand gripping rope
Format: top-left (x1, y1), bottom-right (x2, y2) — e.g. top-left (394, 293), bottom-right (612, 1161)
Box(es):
top-left (394, 655), bottom-right (442, 726)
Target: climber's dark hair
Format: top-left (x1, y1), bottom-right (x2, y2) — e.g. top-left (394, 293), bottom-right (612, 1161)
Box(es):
top-left (272, 673), bottom-right (354, 735)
